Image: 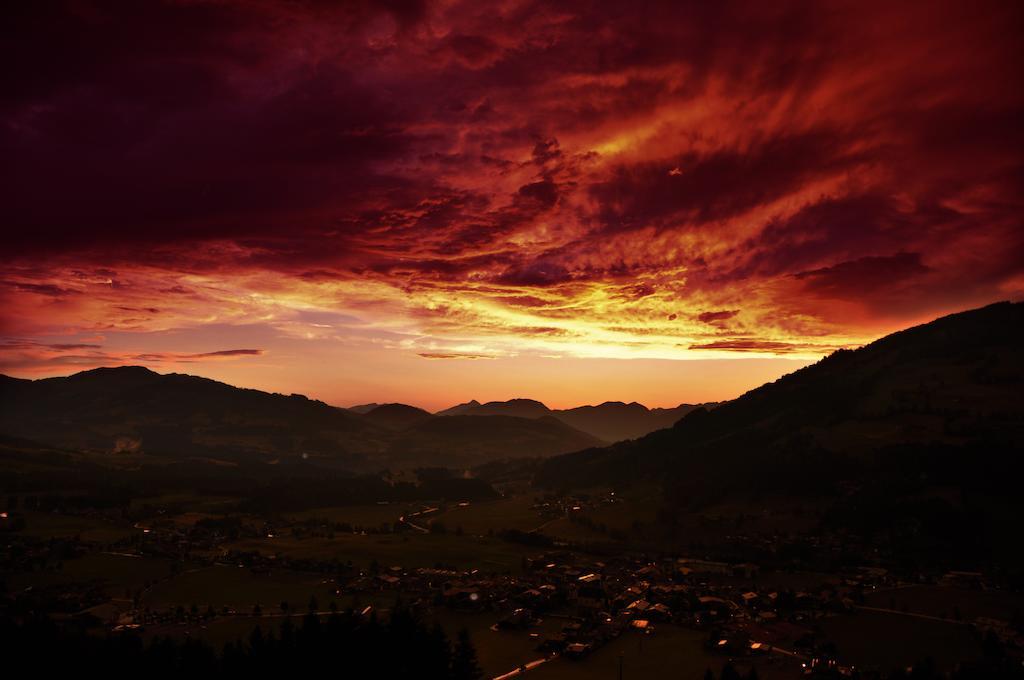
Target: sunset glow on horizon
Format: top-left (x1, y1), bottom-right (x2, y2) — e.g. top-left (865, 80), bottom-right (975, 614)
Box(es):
top-left (2, 1), bottom-right (1022, 410)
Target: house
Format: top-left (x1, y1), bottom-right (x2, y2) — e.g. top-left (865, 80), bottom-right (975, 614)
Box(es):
top-left (677, 559), bottom-right (733, 575)
top-left (497, 608), bottom-right (535, 630)
top-left (575, 573), bottom-right (605, 611)
top-left (376, 574), bottom-right (400, 589)
top-left (564, 642), bottom-right (591, 659)
top-left (647, 603), bottom-right (672, 621)
top-left (443, 586), bottom-right (483, 609)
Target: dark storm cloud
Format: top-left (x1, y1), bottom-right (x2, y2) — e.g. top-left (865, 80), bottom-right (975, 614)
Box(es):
top-left (1, 0), bottom-right (1022, 355)
top-left (795, 252), bottom-right (931, 297)
top-left (697, 310), bottom-right (740, 325)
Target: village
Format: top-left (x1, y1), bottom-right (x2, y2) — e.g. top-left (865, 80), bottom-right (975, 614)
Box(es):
top-left (5, 490), bottom-right (1023, 679)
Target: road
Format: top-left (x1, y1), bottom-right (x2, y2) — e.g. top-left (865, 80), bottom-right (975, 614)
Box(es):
top-left (398, 506), bottom-right (438, 534)
top-left (491, 656), bottom-right (552, 679)
top-left (854, 605), bottom-right (969, 625)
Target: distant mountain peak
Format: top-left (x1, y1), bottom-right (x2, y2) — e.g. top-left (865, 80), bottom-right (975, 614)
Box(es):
top-left (434, 399), bottom-right (481, 416)
top-left (361, 403), bottom-right (432, 429)
top-left (71, 365), bottom-right (158, 378)
top-left (481, 398), bottom-right (549, 408)
top-left (465, 399), bottom-right (552, 419)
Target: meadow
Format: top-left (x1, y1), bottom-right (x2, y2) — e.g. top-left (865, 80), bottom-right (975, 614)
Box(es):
top-left (224, 531), bottom-right (534, 573)
top-left (8, 552), bottom-right (174, 596)
top-left (142, 563), bottom-right (342, 611)
top-left (19, 511), bottom-right (137, 543)
top-left (864, 584), bottom-right (1024, 622)
top-left (820, 609), bottom-right (983, 672)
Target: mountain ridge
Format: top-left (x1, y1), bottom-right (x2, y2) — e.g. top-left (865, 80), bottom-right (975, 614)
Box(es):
top-left (0, 367), bottom-right (603, 470)
top-left (537, 301), bottom-right (1024, 490)
top-left (431, 397), bottom-right (715, 441)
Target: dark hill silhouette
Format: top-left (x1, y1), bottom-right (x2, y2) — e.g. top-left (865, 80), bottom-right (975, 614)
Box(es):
top-left (346, 402), bottom-right (380, 414)
top-left (436, 397), bottom-right (715, 441)
top-left (433, 399), bottom-right (481, 416)
top-left (555, 401), bottom-right (709, 442)
top-left (0, 367), bottom-right (386, 467)
top-left (461, 398), bottom-right (552, 419)
top-left (0, 367), bottom-right (605, 471)
top-left (539, 301), bottom-right (1024, 495)
top-left (537, 301), bottom-right (1024, 568)
top-left (361, 403), bottom-right (432, 429)
top-left (386, 414), bottom-right (603, 468)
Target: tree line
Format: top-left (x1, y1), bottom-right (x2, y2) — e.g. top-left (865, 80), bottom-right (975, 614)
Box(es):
top-left (1, 603), bottom-right (484, 679)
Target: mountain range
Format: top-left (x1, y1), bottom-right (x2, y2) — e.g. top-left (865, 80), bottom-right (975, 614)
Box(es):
top-left (0, 368), bottom-right (601, 471)
top-left (3, 301), bottom-right (1020, 503)
top-left (539, 301), bottom-right (1024, 489)
top-left (535, 301), bottom-right (1024, 565)
top-left (382, 397), bottom-right (713, 442)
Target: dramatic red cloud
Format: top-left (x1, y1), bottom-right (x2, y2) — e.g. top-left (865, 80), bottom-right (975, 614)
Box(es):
top-left (1, 0), bottom-right (1021, 407)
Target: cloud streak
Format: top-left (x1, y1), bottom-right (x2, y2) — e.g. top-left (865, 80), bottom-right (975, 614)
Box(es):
top-left (0, 339), bottom-right (265, 374)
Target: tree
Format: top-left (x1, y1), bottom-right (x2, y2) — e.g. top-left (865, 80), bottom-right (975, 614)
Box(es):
top-left (451, 628), bottom-right (483, 680)
top-left (721, 663), bottom-right (741, 680)
top-left (249, 624), bottom-right (265, 655)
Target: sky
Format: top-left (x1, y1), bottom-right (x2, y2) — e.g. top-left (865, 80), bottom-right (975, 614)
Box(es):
top-left (1, 0), bottom-right (1022, 410)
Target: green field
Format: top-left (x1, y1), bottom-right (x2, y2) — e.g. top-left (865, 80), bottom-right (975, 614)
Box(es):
top-left (431, 495), bottom-right (544, 535)
top-left (130, 492), bottom-right (238, 513)
top-left (285, 503), bottom-right (410, 528)
top-left (821, 609), bottom-right (982, 672)
top-left (19, 511), bottom-right (137, 543)
top-left (865, 585), bottom-right (1024, 622)
top-left (224, 532), bottom-right (534, 573)
top-left (8, 552), bottom-right (175, 595)
top-left (536, 516), bottom-right (607, 542)
top-left (143, 564), bottom-right (343, 610)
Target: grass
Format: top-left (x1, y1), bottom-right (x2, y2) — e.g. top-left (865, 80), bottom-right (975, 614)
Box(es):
top-left (19, 511), bottom-right (136, 543)
top-left (285, 503), bottom-right (410, 528)
top-left (224, 532), bottom-right (534, 573)
top-left (8, 552), bottom-right (175, 596)
top-left (820, 609), bottom-right (983, 673)
top-left (142, 564), bottom-right (343, 610)
top-left (537, 517), bottom-right (607, 542)
top-left (130, 492), bottom-right (238, 513)
top-left (431, 495), bottom-right (545, 535)
top-left (864, 585), bottom-right (1024, 622)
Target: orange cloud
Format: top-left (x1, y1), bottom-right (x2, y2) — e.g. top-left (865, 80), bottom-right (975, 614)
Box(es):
top-left (1, 0), bottom-right (1021, 405)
